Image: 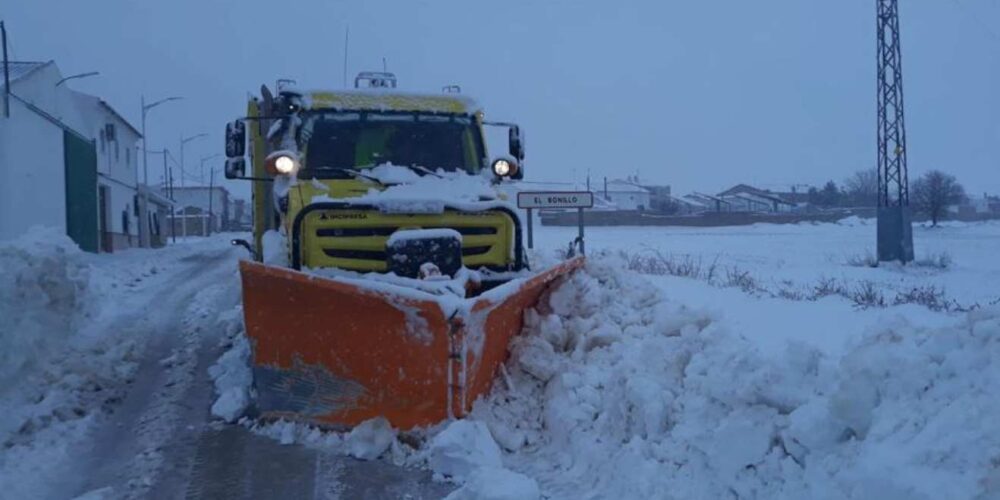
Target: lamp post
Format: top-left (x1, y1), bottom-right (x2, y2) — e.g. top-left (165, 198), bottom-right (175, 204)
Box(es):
top-left (179, 133), bottom-right (208, 188)
top-left (54, 71), bottom-right (99, 87)
top-left (140, 95), bottom-right (181, 247)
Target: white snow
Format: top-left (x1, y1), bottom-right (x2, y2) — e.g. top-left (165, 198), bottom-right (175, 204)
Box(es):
top-left (444, 467), bottom-right (540, 500)
top-left (426, 420), bottom-right (503, 480)
top-left (261, 229), bottom-right (287, 265)
top-left (345, 417), bottom-right (397, 460)
top-left (386, 227), bottom-right (462, 247)
top-left (0, 230), bottom-right (242, 499)
top-left (468, 250), bottom-right (1000, 499)
top-left (208, 326), bottom-right (252, 423)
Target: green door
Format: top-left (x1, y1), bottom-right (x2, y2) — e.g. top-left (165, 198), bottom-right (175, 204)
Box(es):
top-left (64, 130), bottom-right (98, 253)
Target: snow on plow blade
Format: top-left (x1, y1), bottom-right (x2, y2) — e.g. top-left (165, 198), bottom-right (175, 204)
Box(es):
top-left (239, 257), bottom-right (584, 430)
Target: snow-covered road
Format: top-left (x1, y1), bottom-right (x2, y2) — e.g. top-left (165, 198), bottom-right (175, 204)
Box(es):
top-left (0, 232), bottom-right (448, 500)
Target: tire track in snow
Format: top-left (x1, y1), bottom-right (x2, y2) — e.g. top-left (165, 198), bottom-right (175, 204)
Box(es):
top-left (68, 248), bottom-right (239, 500)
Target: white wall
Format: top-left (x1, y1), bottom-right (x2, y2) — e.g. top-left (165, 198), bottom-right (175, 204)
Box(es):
top-left (0, 99), bottom-right (67, 241)
top-left (605, 190), bottom-right (651, 210)
top-left (78, 94), bottom-right (141, 237)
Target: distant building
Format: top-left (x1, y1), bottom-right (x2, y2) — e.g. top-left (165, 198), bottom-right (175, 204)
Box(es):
top-left (686, 192), bottom-right (733, 212)
top-left (671, 195), bottom-right (709, 215)
top-left (718, 184), bottom-right (796, 213)
top-left (170, 186), bottom-right (231, 234)
top-left (599, 178), bottom-right (651, 210)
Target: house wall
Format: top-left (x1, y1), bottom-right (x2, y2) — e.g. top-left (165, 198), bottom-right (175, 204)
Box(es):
top-left (79, 97), bottom-right (142, 250)
top-left (0, 98), bottom-right (67, 240)
top-left (605, 190), bottom-right (651, 210)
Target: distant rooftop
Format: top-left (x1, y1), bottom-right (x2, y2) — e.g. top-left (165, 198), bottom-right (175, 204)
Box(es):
top-left (0, 60), bottom-right (52, 87)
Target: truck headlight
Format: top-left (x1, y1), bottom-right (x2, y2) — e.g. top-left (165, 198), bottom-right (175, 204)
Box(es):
top-left (492, 157), bottom-right (518, 178)
top-left (275, 155), bottom-right (295, 174)
top-left (265, 150), bottom-right (300, 176)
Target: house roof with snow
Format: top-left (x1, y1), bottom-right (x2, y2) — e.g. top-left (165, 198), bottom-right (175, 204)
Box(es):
top-left (718, 184), bottom-right (795, 206)
top-left (0, 60), bottom-right (53, 87)
top-left (605, 179), bottom-right (650, 194)
top-left (72, 91), bottom-right (142, 137)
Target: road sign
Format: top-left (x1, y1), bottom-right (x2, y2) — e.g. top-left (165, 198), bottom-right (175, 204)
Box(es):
top-left (517, 191), bottom-right (594, 209)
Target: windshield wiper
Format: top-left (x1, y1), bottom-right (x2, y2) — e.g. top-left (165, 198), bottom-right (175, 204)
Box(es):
top-left (342, 168), bottom-right (387, 186)
top-left (404, 164), bottom-right (443, 178)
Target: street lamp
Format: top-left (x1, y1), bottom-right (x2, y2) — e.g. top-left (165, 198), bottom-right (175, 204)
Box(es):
top-left (179, 133), bottom-right (208, 188)
top-left (55, 71), bottom-right (99, 87)
top-left (140, 95), bottom-right (181, 247)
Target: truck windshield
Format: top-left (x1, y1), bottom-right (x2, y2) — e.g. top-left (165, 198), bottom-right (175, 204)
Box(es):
top-left (296, 112), bottom-right (485, 178)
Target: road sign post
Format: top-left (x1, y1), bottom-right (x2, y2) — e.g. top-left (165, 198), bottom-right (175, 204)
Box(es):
top-left (517, 191), bottom-right (594, 255)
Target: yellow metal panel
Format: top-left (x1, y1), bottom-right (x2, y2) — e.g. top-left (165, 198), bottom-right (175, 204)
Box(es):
top-left (306, 91), bottom-right (473, 114)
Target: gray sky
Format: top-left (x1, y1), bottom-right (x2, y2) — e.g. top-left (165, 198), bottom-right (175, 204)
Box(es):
top-left (5, 0), bottom-right (999, 198)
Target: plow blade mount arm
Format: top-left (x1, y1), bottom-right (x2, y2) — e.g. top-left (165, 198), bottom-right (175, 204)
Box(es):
top-left (239, 257), bottom-right (584, 430)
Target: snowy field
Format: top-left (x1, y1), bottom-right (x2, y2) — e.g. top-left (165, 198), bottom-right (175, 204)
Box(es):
top-left (2, 220), bottom-right (998, 499)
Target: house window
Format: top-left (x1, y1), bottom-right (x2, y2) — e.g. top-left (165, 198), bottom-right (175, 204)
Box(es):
top-left (99, 130), bottom-right (106, 153)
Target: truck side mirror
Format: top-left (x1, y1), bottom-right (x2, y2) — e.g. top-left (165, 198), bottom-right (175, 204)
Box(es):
top-left (226, 120), bottom-right (246, 158)
top-left (225, 158), bottom-right (246, 179)
top-left (508, 125), bottom-right (524, 161)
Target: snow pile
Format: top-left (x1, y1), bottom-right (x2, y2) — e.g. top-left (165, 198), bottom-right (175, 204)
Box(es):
top-left (428, 420), bottom-right (540, 500)
top-left (345, 417), bottom-right (397, 460)
top-left (427, 420), bottom-right (503, 480)
top-left (0, 227), bottom-right (91, 385)
top-left (471, 255), bottom-right (1000, 499)
top-left (444, 466), bottom-right (540, 500)
top-left (345, 166), bottom-right (503, 214)
top-left (208, 307), bottom-right (252, 423)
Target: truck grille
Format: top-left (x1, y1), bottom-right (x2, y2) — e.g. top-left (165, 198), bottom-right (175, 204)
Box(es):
top-left (300, 210), bottom-right (511, 273)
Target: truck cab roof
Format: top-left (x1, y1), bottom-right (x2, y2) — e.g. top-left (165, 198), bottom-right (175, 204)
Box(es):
top-left (283, 89), bottom-right (481, 115)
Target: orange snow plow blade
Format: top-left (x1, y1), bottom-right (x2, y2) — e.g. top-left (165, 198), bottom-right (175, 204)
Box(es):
top-left (239, 257), bottom-right (584, 430)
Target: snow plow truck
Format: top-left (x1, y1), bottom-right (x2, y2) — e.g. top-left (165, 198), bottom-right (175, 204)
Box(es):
top-left (223, 72), bottom-right (583, 430)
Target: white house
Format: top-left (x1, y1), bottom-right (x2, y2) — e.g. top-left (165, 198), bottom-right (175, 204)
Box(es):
top-left (599, 179), bottom-right (651, 211)
top-left (72, 92), bottom-right (144, 251)
top-left (0, 60), bottom-right (96, 249)
top-left (0, 60), bottom-right (160, 250)
top-left (170, 186), bottom-right (231, 234)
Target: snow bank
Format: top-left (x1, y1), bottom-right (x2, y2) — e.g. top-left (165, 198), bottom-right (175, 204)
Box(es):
top-left (472, 255), bottom-right (1000, 499)
top-left (208, 316), bottom-right (252, 423)
top-left (427, 420), bottom-right (503, 480)
top-left (0, 227), bottom-right (91, 386)
top-left (346, 417), bottom-right (397, 460)
top-left (444, 466), bottom-right (540, 500)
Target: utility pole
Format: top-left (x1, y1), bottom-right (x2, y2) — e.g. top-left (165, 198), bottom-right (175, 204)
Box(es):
top-left (2, 21), bottom-right (10, 118)
top-left (141, 95), bottom-right (182, 247)
top-left (875, 0), bottom-right (914, 263)
top-left (207, 168), bottom-right (215, 236)
top-left (168, 164), bottom-right (176, 243)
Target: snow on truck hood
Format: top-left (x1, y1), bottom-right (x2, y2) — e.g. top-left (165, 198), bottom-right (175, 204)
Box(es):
top-left (310, 164), bottom-right (513, 214)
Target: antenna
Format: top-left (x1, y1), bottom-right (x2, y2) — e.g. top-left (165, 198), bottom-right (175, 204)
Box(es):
top-left (382, 57), bottom-right (387, 72)
top-left (342, 25), bottom-right (350, 88)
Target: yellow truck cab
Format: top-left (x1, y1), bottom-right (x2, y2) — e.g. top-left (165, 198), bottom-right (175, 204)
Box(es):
top-left (224, 72), bottom-right (527, 284)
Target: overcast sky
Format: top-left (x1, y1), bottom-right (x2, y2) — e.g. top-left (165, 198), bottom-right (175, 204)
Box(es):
top-left (4, 0), bottom-right (998, 198)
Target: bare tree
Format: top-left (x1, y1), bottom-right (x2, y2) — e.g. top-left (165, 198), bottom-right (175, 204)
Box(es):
top-left (843, 168), bottom-right (878, 207)
top-left (911, 170), bottom-right (967, 226)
